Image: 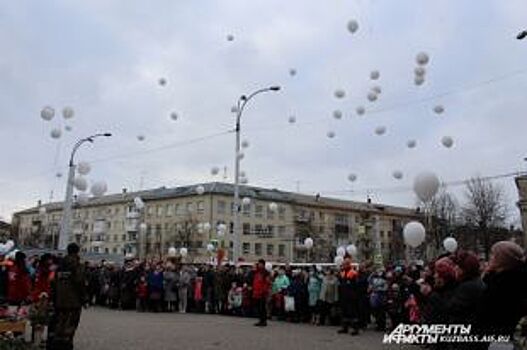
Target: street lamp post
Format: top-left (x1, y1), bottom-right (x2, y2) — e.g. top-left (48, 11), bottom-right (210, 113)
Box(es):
top-left (517, 30), bottom-right (527, 40)
top-left (58, 133), bottom-right (112, 250)
top-left (232, 86), bottom-right (280, 263)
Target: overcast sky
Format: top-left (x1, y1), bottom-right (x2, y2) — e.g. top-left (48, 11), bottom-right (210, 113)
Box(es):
top-left (1, 0), bottom-right (526, 224)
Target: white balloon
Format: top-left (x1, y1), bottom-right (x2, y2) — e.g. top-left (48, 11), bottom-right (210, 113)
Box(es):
top-left (346, 244), bottom-right (357, 257)
top-left (265, 262), bottom-right (273, 272)
top-left (367, 91), bottom-right (378, 102)
top-left (76, 193), bottom-right (89, 205)
top-left (441, 136), bottom-right (454, 148)
top-left (269, 202), bottom-right (278, 212)
top-left (77, 161), bottom-right (91, 175)
top-left (196, 185), bottom-right (205, 195)
top-left (242, 197), bottom-right (251, 205)
top-left (5, 240), bottom-right (14, 251)
top-left (414, 76), bottom-right (425, 86)
top-left (158, 77), bottom-right (167, 86)
top-left (414, 66), bottom-right (426, 77)
top-left (90, 181), bottom-right (108, 197)
top-left (211, 166), bottom-right (220, 176)
top-left (347, 20), bottom-right (359, 34)
top-left (56, 172), bottom-right (63, 178)
top-left (207, 243), bottom-right (215, 252)
top-left (62, 107), bottom-right (74, 119)
top-left (403, 221), bottom-right (426, 248)
top-left (356, 106), bottom-right (365, 116)
top-left (241, 139), bottom-right (250, 148)
top-left (333, 110), bottom-right (343, 120)
top-left (334, 89), bottom-right (346, 99)
top-left (392, 170), bottom-right (404, 180)
top-left (137, 135), bottom-right (145, 141)
top-left (134, 197), bottom-right (145, 209)
top-left (226, 34), bottom-right (234, 41)
top-left (370, 70), bottom-right (380, 80)
top-left (170, 112), bottom-right (178, 121)
top-left (348, 173), bottom-right (357, 182)
top-left (334, 255), bottom-right (344, 266)
top-left (203, 222), bottom-right (211, 231)
top-left (416, 52), bottom-right (430, 66)
top-left (73, 176), bottom-right (88, 192)
top-left (413, 172), bottom-right (440, 202)
top-left (407, 139), bottom-right (417, 149)
top-left (179, 247), bottom-right (188, 257)
top-left (327, 131), bottom-right (336, 138)
top-left (304, 237), bottom-right (313, 249)
top-left (433, 105), bottom-right (444, 114)
top-left (288, 115), bottom-right (296, 124)
top-left (375, 126), bottom-right (386, 135)
top-left (168, 247), bottom-right (177, 257)
top-left (289, 68), bottom-right (297, 76)
top-left (39, 206), bottom-right (46, 215)
top-left (336, 246), bottom-right (346, 257)
top-left (40, 106), bottom-right (55, 121)
top-left (65, 125), bottom-right (73, 132)
top-left (443, 237), bottom-right (458, 253)
top-left (371, 86), bottom-right (382, 94)
top-left (50, 128), bottom-right (62, 139)
top-left (139, 223), bottom-right (147, 233)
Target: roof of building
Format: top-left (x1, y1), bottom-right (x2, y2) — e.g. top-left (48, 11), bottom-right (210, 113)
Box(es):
top-left (14, 182), bottom-right (420, 218)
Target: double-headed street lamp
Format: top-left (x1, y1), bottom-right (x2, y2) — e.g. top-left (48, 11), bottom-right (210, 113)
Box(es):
top-left (517, 30), bottom-right (527, 40)
top-left (58, 133), bottom-right (112, 250)
top-left (232, 86), bottom-right (280, 263)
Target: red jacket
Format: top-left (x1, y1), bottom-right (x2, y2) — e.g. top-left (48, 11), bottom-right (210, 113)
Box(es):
top-left (136, 282), bottom-right (148, 299)
top-left (7, 265), bottom-right (31, 304)
top-left (31, 270), bottom-right (54, 303)
top-left (252, 269), bottom-right (270, 299)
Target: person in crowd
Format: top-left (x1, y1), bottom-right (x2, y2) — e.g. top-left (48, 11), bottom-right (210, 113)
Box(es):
top-left (319, 269), bottom-right (339, 326)
top-left (7, 251), bottom-right (32, 305)
top-left (0, 252), bottom-right (9, 303)
top-left (337, 257), bottom-right (360, 335)
top-left (29, 292), bottom-right (51, 347)
top-left (107, 264), bottom-right (121, 309)
top-left (307, 267), bottom-right (322, 325)
top-left (193, 272), bottom-right (204, 313)
top-left (385, 283), bottom-right (405, 331)
top-left (31, 253), bottom-right (54, 304)
top-left (271, 267), bottom-right (290, 320)
top-left (203, 264), bottom-right (216, 314)
top-left (179, 265), bottom-right (192, 313)
top-left (227, 281), bottom-right (243, 315)
top-left (252, 259), bottom-right (271, 327)
top-left (357, 264), bottom-right (372, 330)
top-left (135, 274), bottom-right (148, 312)
top-left (368, 267), bottom-right (388, 331)
top-left (49, 243), bottom-right (86, 350)
top-left (147, 263), bottom-right (164, 312)
top-left (163, 263), bottom-right (178, 312)
top-left (241, 282), bottom-right (252, 317)
top-left (478, 241), bottom-right (527, 340)
top-left (120, 258), bottom-right (138, 310)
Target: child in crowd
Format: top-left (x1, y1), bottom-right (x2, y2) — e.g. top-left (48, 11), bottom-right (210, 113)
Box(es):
top-left (227, 282), bottom-right (243, 316)
top-left (135, 275), bottom-right (148, 312)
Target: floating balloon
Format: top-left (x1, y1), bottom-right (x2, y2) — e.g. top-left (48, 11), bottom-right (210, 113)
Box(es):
top-left (170, 112), bottom-right (178, 121)
top-left (413, 172), bottom-right (440, 202)
top-left (416, 52), bottom-right (430, 66)
top-left (62, 107), bottom-right (74, 119)
top-left (269, 202), bottom-right (278, 212)
top-left (203, 222), bottom-right (211, 231)
top-left (139, 223), bottom-right (147, 233)
top-left (134, 197), bottom-right (145, 209)
top-left (90, 181), bottom-right (108, 197)
top-left (336, 246), bottom-right (346, 257)
top-left (50, 128), bottom-right (62, 139)
top-left (392, 170), bottom-right (404, 180)
top-left (433, 105), bottom-right (444, 114)
top-left (414, 76), bottom-right (425, 86)
top-left (242, 197), bottom-right (251, 205)
top-left (288, 115), bottom-right (296, 124)
top-left (346, 244), bottom-right (357, 257)
top-left (367, 91), bottom-right (378, 102)
top-left (217, 223), bottom-right (227, 234)
top-left (334, 89), bottom-right (346, 99)
top-left (168, 247), bottom-right (177, 257)
top-left (241, 140), bottom-right (250, 148)
top-left (137, 135), bottom-right (145, 141)
top-left (371, 86), bottom-right (382, 94)
top-left (56, 172), bottom-right (63, 178)
top-left (265, 262), bottom-right (273, 272)
top-left (347, 20), bottom-right (359, 34)
top-left (73, 177), bottom-right (88, 192)
top-left (441, 136), bottom-right (454, 148)
top-left (226, 34), bottom-right (234, 41)
top-left (207, 243), bottom-right (215, 252)
top-left (179, 247), bottom-right (188, 257)
top-left (65, 125), bottom-right (72, 132)
top-left (403, 221), bottom-right (426, 248)
top-left (158, 78), bottom-right (167, 86)
top-left (348, 173), bottom-right (357, 182)
top-left (77, 161), bottom-right (91, 175)
top-left (356, 106), bottom-right (365, 116)
top-left (333, 110), bottom-right (343, 120)
top-left (196, 185), bottom-right (205, 195)
top-left (407, 139), bottom-right (417, 148)
top-left (327, 131), bottom-right (336, 138)
top-left (40, 106), bottom-right (55, 121)
top-left (289, 68), bottom-right (297, 76)
top-left (197, 223), bottom-right (204, 233)
top-left (374, 126), bottom-right (386, 135)
top-left (334, 255), bottom-right (344, 266)
top-left (211, 166), bottom-right (220, 176)
top-left (304, 237), bottom-right (313, 249)
top-left (414, 66), bottom-right (426, 77)
top-left (237, 152), bottom-right (245, 160)
top-left (370, 70), bottom-right (380, 80)
top-left (39, 207), bottom-right (46, 215)
top-left (76, 193), bottom-right (89, 205)
top-left (443, 237), bottom-right (458, 253)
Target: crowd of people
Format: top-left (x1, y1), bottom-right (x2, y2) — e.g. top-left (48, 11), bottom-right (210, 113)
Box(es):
top-left (1, 240), bottom-right (527, 349)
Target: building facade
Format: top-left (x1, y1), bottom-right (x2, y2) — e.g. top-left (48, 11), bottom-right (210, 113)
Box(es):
top-left (13, 182), bottom-right (421, 263)
top-left (515, 175), bottom-right (527, 248)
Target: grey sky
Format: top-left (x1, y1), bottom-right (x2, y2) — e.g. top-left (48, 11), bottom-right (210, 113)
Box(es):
top-left (1, 0), bottom-right (526, 223)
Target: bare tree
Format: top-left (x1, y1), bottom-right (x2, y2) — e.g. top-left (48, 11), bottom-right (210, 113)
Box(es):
top-left (429, 187), bottom-right (459, 252)
top-left (462, 177), bottom-right (508, 259)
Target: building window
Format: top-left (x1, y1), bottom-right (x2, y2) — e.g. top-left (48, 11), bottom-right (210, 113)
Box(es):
top-left (242, 203), bottom-right (251, 217)
top-left (242, 223), bottom-right (251, 235)
top-left (266, 244), bottom-right (274, 256)
top-left (255, 224), bottom-right (263, 235)
top-left (147, 206), bottom-right (154, 216)
top-left (278, 226), bottom-right (286, 236)
top-left (242, 243), bottom-right (250, 255)
top-left (230, 202), bottom-right (236, 216)
top-left (217, 200), bottom-right (226, 215)
top-left (229, 222), bottom-right (234, 234)
top-left (267, 207), bottom-right (275, 220)
top-left (186, 202), bottom-right (194, 213)
top-left (104, 248), bottom-right (109, 254)
top-left (174, 204), bottom-right (181, 215)
top-left (255, 205), bottom-right (263, 218)
top-left (380, 230), bottom-right (385, 238)
top-left (278, 244), bottom-right (286, 257)
top-left (278, 206), bottom-right (286, 220)
top-left (166, 204), bottom-right (174, 217)
top-left (266, 225), bottom-right (274, 236)
top-left (255, 243), bottom-right (262, 256)
top-left (122, 234), bottom-right (126, 241)
top-left (114, 234), bottom-right (118, 242)
top-left (197, 201), bottom-right (205, 214)
top-left (387, 231), bottom-right (392, 238)
top-left (112, 247), bottom-right (117, 254)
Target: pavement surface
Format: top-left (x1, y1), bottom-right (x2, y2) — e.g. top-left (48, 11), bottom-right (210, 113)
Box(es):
top-left (75, 307), bottom-right (398, 350)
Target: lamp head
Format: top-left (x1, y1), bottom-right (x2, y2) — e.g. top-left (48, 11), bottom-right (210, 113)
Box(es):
top-left (517, 30), bottom-right (527, 40)
top-left (103, 133), bottom-right (112, 137)
top-left (269, 86), bottom-right (281, 91)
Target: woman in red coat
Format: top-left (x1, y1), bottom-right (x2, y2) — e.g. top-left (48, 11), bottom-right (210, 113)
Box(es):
top-left (7, 251), bottom-right (32, 305)
top-left (31, 253), bottom-right (55, 303)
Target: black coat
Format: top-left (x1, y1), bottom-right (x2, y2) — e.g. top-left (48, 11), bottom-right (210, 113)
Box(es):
top-left (477, 263), bottom-right (527, 337)
top-left (447, 276), bottom-right (485, 326)
top-left (338, 275), bottom-right (360, 319)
